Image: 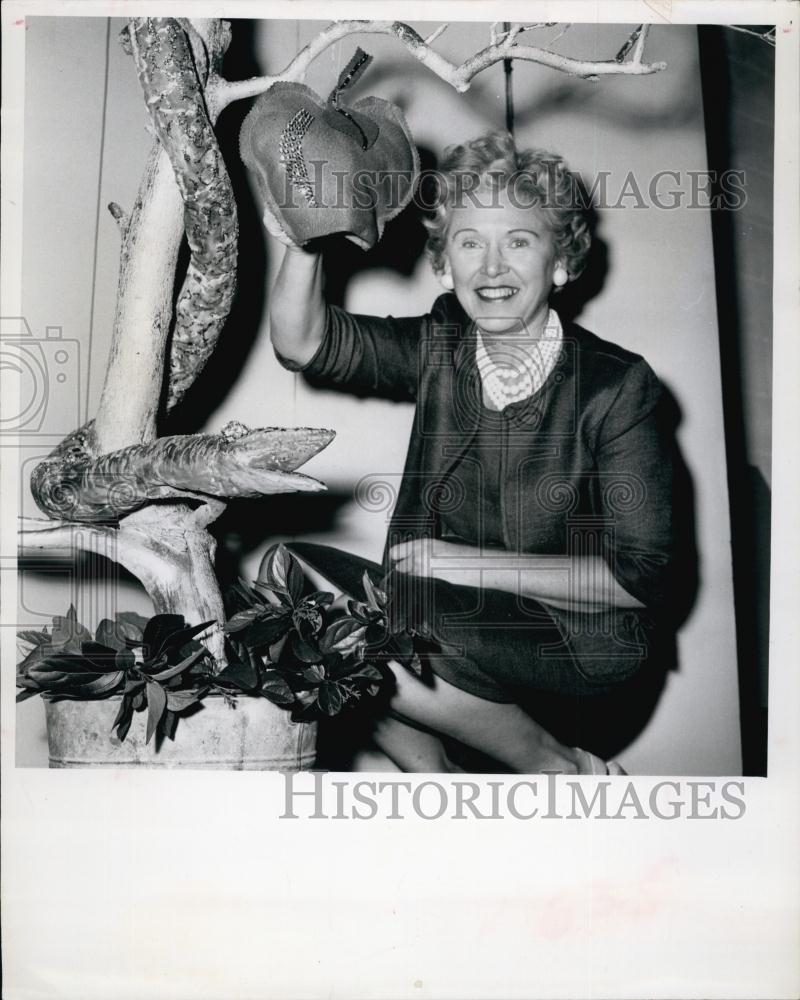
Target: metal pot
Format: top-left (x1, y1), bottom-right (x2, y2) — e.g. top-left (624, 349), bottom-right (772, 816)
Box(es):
top-left (45, 694), bottom-right (317, 770)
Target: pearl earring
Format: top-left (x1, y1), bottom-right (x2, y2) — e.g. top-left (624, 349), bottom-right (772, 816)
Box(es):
top-left (553, 265), bottom-right (568, 288)
top-left (440, 272), bottom-right (454, 290)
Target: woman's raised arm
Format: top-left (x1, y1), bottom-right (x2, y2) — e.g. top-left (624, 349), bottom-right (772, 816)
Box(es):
top-left (268, 244), bottom-right (326, 368)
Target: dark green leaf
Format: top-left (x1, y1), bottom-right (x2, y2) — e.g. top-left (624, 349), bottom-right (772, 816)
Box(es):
top-left (53, 672), bottom-right (125, 698)
top-left (142, 614), bottom-right (185, 658)
top-left (150, 648), bottom-right (206, 682)
top-left (258, 544), bottom-right (304, 604)
top-left (223, 607), bottom-right (266, 633)
top-left (115, 610), bottom-right (149, 631)
top-left (161, 709), bottom-right (179, 741)
top-left (297, 664), bottom-right (325, 685)
top-left (287, 560), bottom-right (305, 606)
top-left (16, 676), bottom-right (42, 691)
top-left (317, 682), bottom-right (344, 716)
top-left (228, 578), bottom-right (266, 608)
top-left (113, 612), bottom-right (147, 645)
top-left (17, 642), bottom-right (48, 673)
top-left (388, 630), bottom-right (414, 657)
top-left (405, 651), bottom-right (423, 677)
top-left (26, 667), bottom-right (72, 686)
top-left (165, 688), bottom-right (206, 711)
top-left (49, 615), bottom-right (91, 653)
top-left (362, 572), bottom-right (388, 611)
top-left (17, 629), bottom-right (50, 646)
top-left (112, 693), bottom-right (133, 730)
top-left (115, 648), bottom-right (136, 671)
top-left (80, 641), bottom-right (128, 671)
top-left (114, 697), bottom-right (135, 742)
top-left (346, 600), bottom-right (373, 624)
top-left (214, 657), bottom-right (259, 691)
top-left (161, 621), bottom-right (215, 655)
top-left (30, 655), bottom-right (93, 677)
top-left (291, 634), bottom-right (321, 664)
top-left (260, 670), bottom-right (295, 706)
top-left (16, 688), bottom-right (40, 702)
top-left (305, 591), bottom-right (335, 608)
top-left (319, 618), bottom-right (367, 657)
top-left (240, 613), bottom-right (292, 649)
top-left (292, 604), bottom-right (323, 639)
top-left (290, 699), bottom-right (320, 723)
top-left (95, 619), bottom-right (125, 651)
top-left (43, 652), bottom-right (103, 674)
top-left (145, 682), bottom-right (167, 744)
top-left (341, 662), bottom-right (384, 683)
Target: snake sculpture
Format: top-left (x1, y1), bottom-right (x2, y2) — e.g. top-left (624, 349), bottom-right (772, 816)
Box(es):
top-left (30, 18), bottom-right (334, 524)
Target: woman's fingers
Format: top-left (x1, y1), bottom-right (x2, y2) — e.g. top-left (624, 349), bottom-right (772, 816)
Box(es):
top-left (388, 539), bottom-right (417, 561)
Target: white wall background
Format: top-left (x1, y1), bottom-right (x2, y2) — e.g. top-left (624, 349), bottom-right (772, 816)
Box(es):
top-left (16, 16), bottom-right (741, 774)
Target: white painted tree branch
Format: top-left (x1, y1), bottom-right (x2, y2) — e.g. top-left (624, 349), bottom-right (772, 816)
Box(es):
top-left (211, 19), bottom-right (667, 110)
top-left (93, 142), bottom-right (184, 454)
top-left (20, 502), bottom-right (228, 664)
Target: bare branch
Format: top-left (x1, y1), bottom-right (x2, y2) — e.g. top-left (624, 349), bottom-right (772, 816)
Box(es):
top-left (725, 25), bottom-right (776, 47)
top-left (19, 516), bottom-right (117, 555)
top-left (615, 24), bottom-right (643, 63)
top-left (545, 24), bottom-right (572, 48)
top-left (107, 201), bottom-right (129, 236)
top-left (424, 24), bottom-right (449, 46)
top-left (213, 19), bottom-right (666, 109)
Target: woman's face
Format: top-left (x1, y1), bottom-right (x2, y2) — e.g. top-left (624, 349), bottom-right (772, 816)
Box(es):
top-left (441, 185), bottom-right (560, 337)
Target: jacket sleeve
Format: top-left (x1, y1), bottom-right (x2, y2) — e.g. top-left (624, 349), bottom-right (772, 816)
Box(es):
top-left (274, 304), bottom-right (426, 402)
top-left (594, 359), bottom-right (674, 608)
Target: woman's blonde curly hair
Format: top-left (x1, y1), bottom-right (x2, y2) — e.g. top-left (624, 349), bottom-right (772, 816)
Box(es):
top-left (423, 131), bottom-right (592, 284)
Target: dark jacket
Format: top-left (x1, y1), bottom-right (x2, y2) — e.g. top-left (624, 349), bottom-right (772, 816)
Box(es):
top-left (277, 293), bottom-right (675, 684)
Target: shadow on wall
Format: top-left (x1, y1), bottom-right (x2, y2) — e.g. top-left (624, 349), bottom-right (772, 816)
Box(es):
top-left (698, 26), bottom-right (773, 777)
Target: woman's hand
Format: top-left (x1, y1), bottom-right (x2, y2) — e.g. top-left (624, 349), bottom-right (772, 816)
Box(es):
top-left (388, 538), bottom-right (482, 589)
top-left (388, 539), bottom-right (645, 610)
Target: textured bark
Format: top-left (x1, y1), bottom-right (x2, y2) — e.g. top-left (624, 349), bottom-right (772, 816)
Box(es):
top-left (128, 18), bottom-right (239, 411)
top-left (30, 423), bottom-right (334, 522)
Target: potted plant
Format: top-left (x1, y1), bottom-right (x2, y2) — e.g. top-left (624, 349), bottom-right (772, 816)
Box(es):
top-left (17, 544), bottom-right (423, 768)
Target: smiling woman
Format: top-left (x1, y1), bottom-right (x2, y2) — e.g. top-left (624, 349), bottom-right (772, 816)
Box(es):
top-left (268, 131), bottom-right (675, 776)
top-left (425, 134), bottom-right (591, 339)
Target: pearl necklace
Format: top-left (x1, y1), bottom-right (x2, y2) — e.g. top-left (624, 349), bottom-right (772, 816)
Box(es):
top-left (475, 309), bottom-right (563, 410)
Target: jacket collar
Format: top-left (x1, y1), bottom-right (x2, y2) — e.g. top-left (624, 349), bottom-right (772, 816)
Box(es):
top-left (442, 294), bottom-right (571, 432)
